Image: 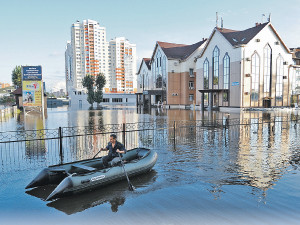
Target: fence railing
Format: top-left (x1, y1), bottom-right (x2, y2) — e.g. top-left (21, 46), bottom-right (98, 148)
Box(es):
top-left (0, 115), bottom-right (300, 172)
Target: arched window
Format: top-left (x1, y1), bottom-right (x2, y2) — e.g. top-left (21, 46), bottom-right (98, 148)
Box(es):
top-left (223, 53), bottom-right (230, 89)
top-left (276, 55), bottom-right (284, 105)
top-left (156, 74), bottom-right (162, 88)
top-left (203, 58), bottom-right (209, 89)
top-left (212, 46), bottom-right (220, 87)
top-left (155, 50), bottom-right (162, 89)
top-left (263, 44), bottom-right (272, 93)
top-left (251, 52), bottom-right (260, 106)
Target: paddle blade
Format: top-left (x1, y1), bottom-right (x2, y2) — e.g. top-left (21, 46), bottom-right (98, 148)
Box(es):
top-left (128, 183), bottom-right (135, 191)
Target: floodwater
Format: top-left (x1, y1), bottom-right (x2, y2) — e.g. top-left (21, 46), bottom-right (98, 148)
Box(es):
top-left (1, 106), bottom-right (300, 225)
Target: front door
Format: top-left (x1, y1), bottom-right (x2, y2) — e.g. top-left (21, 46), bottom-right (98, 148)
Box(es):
top-left (213, 93), bottom-right (219, 107)
top-left (263, 99), bottom-right (271, 108)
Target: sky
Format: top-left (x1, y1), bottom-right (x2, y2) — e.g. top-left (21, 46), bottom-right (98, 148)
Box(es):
top-left (0, 0), bottom-right (299, 92)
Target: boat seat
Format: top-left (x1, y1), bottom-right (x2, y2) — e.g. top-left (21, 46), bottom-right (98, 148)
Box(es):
top-left (72, 164), bottom-right (96, 172)
top-left (136, 149), bottom-right (150, 159)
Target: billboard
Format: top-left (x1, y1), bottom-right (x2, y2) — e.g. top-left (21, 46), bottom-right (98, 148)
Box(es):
top-left (22, 66), bottom-right (42, 80)
top-left (23, 81), bottom-right (42, 107)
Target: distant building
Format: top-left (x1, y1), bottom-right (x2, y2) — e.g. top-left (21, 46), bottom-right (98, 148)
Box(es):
top-left (0, 83), bottom-right (11, 89)
top-left (290, 47), bottom-right (300, 65)
top-left (195, 21), bottom-right (296, 110)
top-left (65, 19), bottom-right (108, 94)
top-left (108, 37), bottom-right (137, 93)
top-left (69, 91), bottom-right (136, 109)
top-left (65, 20), bottom-right (137, 107)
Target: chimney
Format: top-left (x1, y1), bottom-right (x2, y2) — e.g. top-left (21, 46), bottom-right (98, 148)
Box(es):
top-left (255, 22), bottom-right (261, 27)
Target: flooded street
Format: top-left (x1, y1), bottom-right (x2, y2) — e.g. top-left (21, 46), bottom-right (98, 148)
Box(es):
top-left (1, 106), bottom-right (300, 224)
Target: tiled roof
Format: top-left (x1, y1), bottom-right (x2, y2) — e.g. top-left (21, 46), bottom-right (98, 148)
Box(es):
top-left (217, 22), bottom-right (269, 46)
top-left (295, 51), bottom-right (300, 59)
top-left (12, 87), bottom-right (47, 96)
top-left (157, 41), bottom-right (187, 48)
top-left (158, 40), bottom-right (206, 60)
top-left (143, 58), bottom-right (151, 70)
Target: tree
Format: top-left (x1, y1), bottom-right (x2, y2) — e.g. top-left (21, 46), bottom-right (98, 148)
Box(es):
top-left (94, 73), bottom-right (106, 107)
top-left (12, 66), bottom-right (22, 87)
top-left (82, 75), bottom-right (95, 106)
top-left (86, 90), bottom-right (95, 105)
top-left (82, 73), bottom-right (106, 108)
top-left (82, 74), bottom-right (94, 90)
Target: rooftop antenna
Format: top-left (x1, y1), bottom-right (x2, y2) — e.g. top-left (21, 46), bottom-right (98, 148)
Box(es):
top-left (216, 12), bottom-right (219, 27)
top-left (221, 17), bottom-right (223, 30)
top-left (261, 14), bottom-right (265, 23)
top-left (268, 13), bottom-right (271, 22)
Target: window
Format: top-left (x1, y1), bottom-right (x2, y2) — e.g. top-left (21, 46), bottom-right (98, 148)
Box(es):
top-left (189, 94), bottom-right (194, 101)
top-left (251, 53), bottom-right (260, 106)
top-left (264, 44), bottom-right (272, 93)
top-left (203, 58), bottom-right (209, 89)
top-left (276, 55), bottom-right (284, 105)
top-left (292, 68), bottom-right (300, 95)
top-left (189, 68), bottom-right (194, 77)
top-left (189, 81), bottom-right (194, 89)
top-left (223, 92), bottom-right (228, 102)
top-left (156, 75), bottom-right (162, 88)
top-left (204, 93), bottom-right (208, 106)
top-left (112, 98), bottom-right (123, 102)
top-left (212, 46), bottom-right (220, 86)
top-left (102, 98), bottom-right (109, 102)
top-left (223, 53), bottom-right (230, 89)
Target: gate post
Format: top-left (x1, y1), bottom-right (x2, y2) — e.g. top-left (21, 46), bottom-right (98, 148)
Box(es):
top-left (173, 121), bottom-right (176, 147)
top-left (58, 127), bottom-right (63, 164)
top-left (122, 123), bottom-right (126, 148)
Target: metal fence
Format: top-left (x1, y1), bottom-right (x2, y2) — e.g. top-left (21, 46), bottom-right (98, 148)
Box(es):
top-left (1, 115), bottom-right (300, 172)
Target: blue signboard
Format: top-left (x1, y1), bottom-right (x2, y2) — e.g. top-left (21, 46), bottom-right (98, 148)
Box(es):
top-left (22, 66), bottom-right (42, 80)
top-left (232, 82), bottom-right (239, 86)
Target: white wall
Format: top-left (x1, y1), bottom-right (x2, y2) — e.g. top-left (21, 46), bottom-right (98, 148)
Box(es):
top-left (195, 30), bottom-right (241, 106)
top-left (137, 60), bottom-right (151, 93)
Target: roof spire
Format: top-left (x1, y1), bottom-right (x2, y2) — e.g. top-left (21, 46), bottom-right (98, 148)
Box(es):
top-left (221, 17), bottom-right (223, 30)
top-left (268, 13), bottom-right (271, 22)
top-left (216, 12), bottom-right (219, 28)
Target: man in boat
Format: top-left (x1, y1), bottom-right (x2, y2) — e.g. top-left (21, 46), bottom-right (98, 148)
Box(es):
top-left (100, 134), bottom-right (126, 168)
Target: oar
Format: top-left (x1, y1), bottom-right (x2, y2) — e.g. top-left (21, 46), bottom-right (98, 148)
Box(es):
top-left (92, 148), bottom-right (103, 159)
top-left (118, 152), bottom-right (135, 191)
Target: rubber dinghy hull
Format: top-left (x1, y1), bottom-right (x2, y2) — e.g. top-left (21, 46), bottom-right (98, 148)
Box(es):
top-left (26, 148), bottom-right (157, 201)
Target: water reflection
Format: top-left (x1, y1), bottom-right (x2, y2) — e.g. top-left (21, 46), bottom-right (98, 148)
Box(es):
top-left (24, 112), bottom-right (47, 157)
top-left (3, 106), bottom-right (300, 207)
top-left (26, 170), bottom-right (157, 214)
top-left (154, 111), bottom-right (300, 203)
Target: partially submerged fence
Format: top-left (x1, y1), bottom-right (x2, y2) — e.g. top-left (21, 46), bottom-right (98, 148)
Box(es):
top-left (1, 115), bottom-right (300, 172)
